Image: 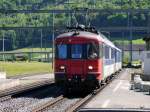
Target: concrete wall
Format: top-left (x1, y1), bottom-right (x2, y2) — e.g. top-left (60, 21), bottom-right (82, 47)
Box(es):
top-left (132, 51), bottom-right (143, 61)
top-left (142, 51), bottom-right (150, 75)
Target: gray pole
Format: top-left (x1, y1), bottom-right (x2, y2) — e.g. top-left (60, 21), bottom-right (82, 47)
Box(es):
top-left (41, 29), bottom-right (43, 52)
top-left (130, 23), bottom-right (133, 64)
top-left (2, 32), bottom-right (5, 61)
top-left (68, 0), bottom-right (71, 27)
top-left (52, 12), bottom-right (55, 70)
top-left (148, 13), bottom-right (150, 35)
top-left (122, 32), bottom-right (124, 62)
top-left (93, 0), bottom-right (96, 8)
top-left (129, 0), bottom-right (133, 64)
top-left (40, 29), bottom-right (43, 61)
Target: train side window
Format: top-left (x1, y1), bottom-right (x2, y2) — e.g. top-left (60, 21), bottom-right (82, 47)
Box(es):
top-left (119, 51), bottom-right (122, 62)
top-left (111, 48), bottom-right (115, 59)
top-left (116, 51), bottom-right (118, 62)
top-left (99, 44), bottom-right (103, 58)
top-left (87, 43), bottom-right (99, 59)
top-left (105, 46), bottom-right (110, 59)
top-left (56, 44), bottom-right (67, 59)
top-left (116, 51), bottom-right (121, 62)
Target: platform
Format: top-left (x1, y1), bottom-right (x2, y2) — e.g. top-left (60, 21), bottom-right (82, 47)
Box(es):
top-left (83, 69), bottom-right (150, 110)
top-left (19, 73), bottom-right (54, 80)
top-left (0, 73), bottom-right (53, 92)
top-left (0, 79), bottom-right (20, 91)
top-left (19, 73), bottom-right (54, 85)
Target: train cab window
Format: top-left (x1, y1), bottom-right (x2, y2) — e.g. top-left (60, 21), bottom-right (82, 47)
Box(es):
top-left (56, 44), bottom-right (67, 59)
top-left (71, 44), bottom-right (83, 59)
top-left (87, 43), bottom-right (99, 59)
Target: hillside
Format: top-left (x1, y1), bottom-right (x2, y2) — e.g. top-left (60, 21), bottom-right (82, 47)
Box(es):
top-left (1, 0), bottom-right (150, 27)
top-left (0, 0), bottom-right (149, 51)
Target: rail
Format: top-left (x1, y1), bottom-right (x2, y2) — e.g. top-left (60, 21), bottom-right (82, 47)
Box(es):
top-left (32, 95), bottom-right (65, 112)
top-left (66, 70), bottom-right (122, 112)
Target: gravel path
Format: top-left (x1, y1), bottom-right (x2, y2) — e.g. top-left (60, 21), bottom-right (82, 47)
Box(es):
top-left (0, 85), bottom-right (62, 112)
top-left (0, 97), bottom-right (39, 112)
top-left (0, 83), bottom-right (87, 112)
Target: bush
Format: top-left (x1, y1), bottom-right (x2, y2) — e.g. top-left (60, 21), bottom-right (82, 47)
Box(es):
top-left (14, 54), bottom-right (28, 61)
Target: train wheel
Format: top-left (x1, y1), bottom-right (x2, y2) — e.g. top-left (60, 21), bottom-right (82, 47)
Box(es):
top-left (96, 80), bottom-right (100, 89)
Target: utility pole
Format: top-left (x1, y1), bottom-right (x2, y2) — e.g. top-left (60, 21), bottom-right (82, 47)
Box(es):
top-left (148, 13), bottom-right (150, 35)
top-left (68, 0), bottom-right (71, 27)
top-left (66, 0), bottom-right (75, 27)
top-left (93, 0), bottom-right (96, 8)
top-left (122, 32), bottom-right (125, 62)
top-left (52, 12), bottom-right (55, 70)
top-left (127, 0), bottom-right (133, 65)
top-left (40, 29), bottom-right (43, 52)
top-left (2, 32), bottom-right (5, 61)
top-left (85, 8), bottom-right (89, 27)
top-left (19, 0), bottom-right (21, 7)
top-left (40, 29), bottom-right (43, 61)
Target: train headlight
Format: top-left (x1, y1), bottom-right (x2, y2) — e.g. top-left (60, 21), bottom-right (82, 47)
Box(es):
top-left (88, 66), bottom-right (93, 70)
top-left (60, 66), bottom-right (65, 70)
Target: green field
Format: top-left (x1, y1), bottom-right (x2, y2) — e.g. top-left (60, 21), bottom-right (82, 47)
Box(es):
top-left (13, 47), bottom-right (52, 52)
top-left (0, 62), bottom-right (52, 77)
top-left (113, 39), bottom-right (145, 45)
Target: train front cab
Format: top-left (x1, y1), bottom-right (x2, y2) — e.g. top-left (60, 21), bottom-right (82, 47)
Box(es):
top-left (54, 38), bottom-right (103, 90)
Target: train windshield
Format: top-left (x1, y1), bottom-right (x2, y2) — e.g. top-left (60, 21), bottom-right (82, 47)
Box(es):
top-left (56, 44), bottom-right (67, 59)
top-left (56, 43), bottom-right (99, 59)
top-left (71, 44), bottom-right (83, 59)
top-left (87, 43), bottom-right (99, 59)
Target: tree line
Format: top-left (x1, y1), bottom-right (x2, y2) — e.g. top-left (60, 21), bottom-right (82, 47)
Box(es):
top-left (0, 0), bottom-right (149, 51)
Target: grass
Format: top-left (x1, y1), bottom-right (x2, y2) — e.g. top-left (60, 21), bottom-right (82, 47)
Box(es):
top-left (0, 62), bottom-right (53, 77)
top-left (132, 39), bottom-right (145, 44)
top-left (10, 43), bottom-right (52, 52)
top-left (13, 47), bottom-right (52, 52)
top-left (132, 60), bottom-right (141, 65)
top-left (113, 39), bottom-right (145, 45)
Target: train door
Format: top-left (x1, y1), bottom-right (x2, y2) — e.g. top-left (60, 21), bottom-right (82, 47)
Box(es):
top-left (114, 49), bottom-right (117, 72)
top-left (101, 43), bottom-right (105, 81)
top-left (110, 48), bottom-right (115, 73)
top-left (68, 44), bottom-right (86, 78)
top-left (102, 44), bottom-right (106, 80)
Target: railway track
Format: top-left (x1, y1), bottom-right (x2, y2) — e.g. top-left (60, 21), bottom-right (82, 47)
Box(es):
top-left (32, 95), bottom-right (65, 112)
top-left (0, 82), bottom-right (62, 112)
top-left (0, 80), bottom-right (54, 104)
top-left (0, 70), bottom-right (123, 112)
top-left (66, 70), bottom-right (122, 112)
top-left (30, 95), bottom-right (82, 112)
top-left (30, 70), bottom-right (122, 112)
top-left (0, 79), bottom-right (55, 106)
top-left (0, 95), bottom-right (12, 102)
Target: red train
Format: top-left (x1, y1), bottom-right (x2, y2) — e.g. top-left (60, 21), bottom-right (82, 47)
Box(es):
top-left (54, 26), bottom-right (122, 91)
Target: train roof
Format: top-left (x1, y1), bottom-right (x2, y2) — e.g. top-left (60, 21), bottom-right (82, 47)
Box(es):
top-left (57, 31), bottom-right (121, 52)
